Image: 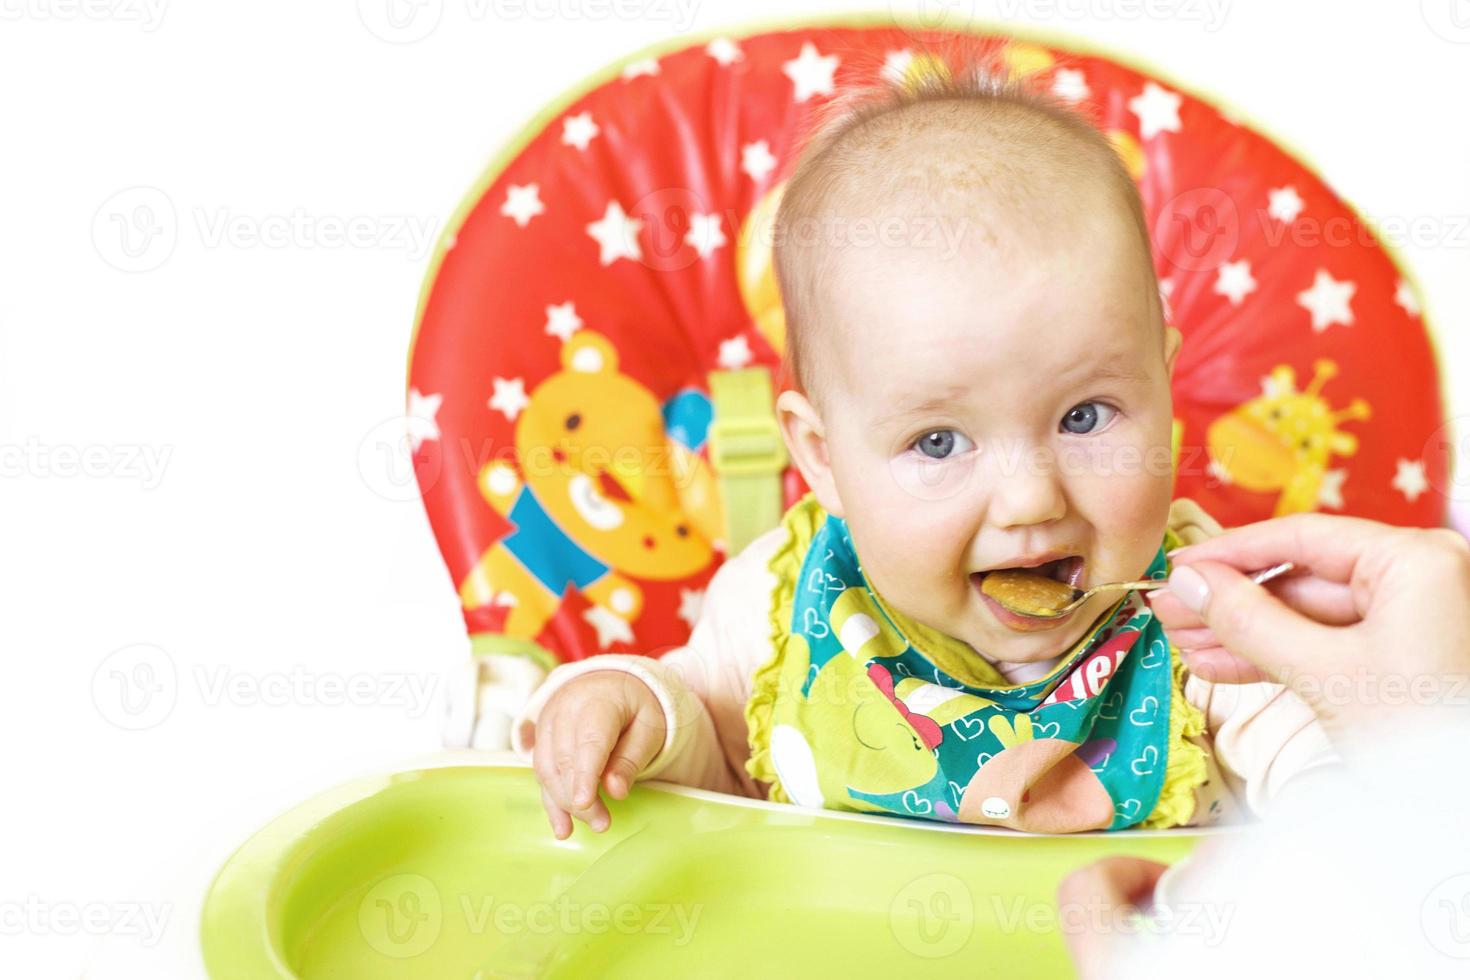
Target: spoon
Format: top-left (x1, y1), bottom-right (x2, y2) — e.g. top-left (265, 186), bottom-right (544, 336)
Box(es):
top-left (982, 562), bottom-right (1297, 620)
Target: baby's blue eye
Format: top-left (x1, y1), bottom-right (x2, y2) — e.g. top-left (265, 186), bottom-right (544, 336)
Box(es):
top-left (1060, 401), bottom-right (1117, 435)
top-left (914, 429), bottom-right (974, 459)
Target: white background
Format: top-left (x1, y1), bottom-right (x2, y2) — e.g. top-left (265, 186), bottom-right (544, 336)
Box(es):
top-left (1, 1), bottom-right (1466, 976)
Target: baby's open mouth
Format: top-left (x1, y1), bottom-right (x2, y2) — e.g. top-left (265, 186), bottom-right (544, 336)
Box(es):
top-left (973, 555), bottom-right (1085, 589)
top-left (971, 555), bottom-right (1086, 628)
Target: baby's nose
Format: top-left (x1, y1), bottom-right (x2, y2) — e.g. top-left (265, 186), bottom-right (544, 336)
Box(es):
top-left (985, 453), bottom-right (1067, 529)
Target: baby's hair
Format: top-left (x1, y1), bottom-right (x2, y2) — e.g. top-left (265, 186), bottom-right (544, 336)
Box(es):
top-left (772, 40), bottom-right (1158, 415)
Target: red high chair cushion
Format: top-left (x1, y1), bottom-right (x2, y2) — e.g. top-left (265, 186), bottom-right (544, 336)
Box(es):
top-left (408, 23), bottom-right (1449, 664)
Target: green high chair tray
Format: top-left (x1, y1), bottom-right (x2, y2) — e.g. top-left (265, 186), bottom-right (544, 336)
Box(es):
top-left (200, 763), bottom-right (1205, 978)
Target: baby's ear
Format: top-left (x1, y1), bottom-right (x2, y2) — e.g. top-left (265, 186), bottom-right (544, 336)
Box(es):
top-left (775, 389), bottom-right (843, 519)
top-left (1163, 325), bottom-right (1183, 379)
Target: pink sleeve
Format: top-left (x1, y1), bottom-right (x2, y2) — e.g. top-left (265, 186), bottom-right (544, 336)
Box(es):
top-left (1182, 675), bottom-right (1341, 817)
top-left (509, 525), bottom-right (785, 800)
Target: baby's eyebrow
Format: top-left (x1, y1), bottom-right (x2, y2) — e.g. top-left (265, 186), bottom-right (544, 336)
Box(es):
top-left (870, 384), bottom-right (976, 430)
top-left (1086, 363), bottom-right (1153, 384)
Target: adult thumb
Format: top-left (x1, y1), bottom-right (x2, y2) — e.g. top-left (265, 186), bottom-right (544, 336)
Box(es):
top-left (1166, 559), bottom-right (1331, 682)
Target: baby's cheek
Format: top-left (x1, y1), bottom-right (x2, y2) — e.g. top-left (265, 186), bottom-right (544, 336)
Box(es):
top-left (1071, 454), bottom-right (1174, 561)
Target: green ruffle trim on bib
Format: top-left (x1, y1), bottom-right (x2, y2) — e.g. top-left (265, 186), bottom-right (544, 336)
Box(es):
top-left (743, 493), bottom-right (826, 802)
top-left (1138, 532), bottom-right (1209, 828)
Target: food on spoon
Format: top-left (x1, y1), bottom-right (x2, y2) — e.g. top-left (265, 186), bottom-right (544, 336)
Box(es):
top-left (979, 569), bottom-right (1078, 617)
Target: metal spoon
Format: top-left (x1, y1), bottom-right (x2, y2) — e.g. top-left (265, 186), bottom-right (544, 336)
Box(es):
top-left (987, 562), bottom-right (1297, 620)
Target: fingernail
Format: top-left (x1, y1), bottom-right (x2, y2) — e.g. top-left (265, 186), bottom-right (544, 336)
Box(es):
top-left (591, 815), bottom-right (608, 832)
top-left (1167, 566), bottom-right (1209, 614)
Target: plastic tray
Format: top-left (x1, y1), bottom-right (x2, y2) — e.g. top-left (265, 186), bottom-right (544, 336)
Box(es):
top-left (201, 763), bottom-right (1207, 978)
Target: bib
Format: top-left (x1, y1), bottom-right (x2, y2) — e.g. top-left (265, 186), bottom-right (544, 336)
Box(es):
top-left (744, 495), bottom-right (1207, 832)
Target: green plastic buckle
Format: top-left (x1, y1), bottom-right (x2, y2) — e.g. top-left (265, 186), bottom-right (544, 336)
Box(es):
top-left (708, 414), bottom-right (787, 476)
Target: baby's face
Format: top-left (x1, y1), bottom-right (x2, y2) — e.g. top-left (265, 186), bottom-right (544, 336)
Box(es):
top-left (807, 207), bottom-right (1178, 665)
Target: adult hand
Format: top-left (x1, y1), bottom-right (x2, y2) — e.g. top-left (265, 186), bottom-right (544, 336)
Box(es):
top-left (1056, 856), bottom-right (1169, 980)
top-left (1152, 513), bottom-right (1470, 738)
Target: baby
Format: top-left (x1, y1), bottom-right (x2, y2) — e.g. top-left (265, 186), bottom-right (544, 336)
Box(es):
top-left (513, 62), bottom-right (1335, 837)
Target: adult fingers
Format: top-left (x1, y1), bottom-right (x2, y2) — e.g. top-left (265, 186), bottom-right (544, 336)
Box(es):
top-left (1168, 513), bottom-right (1396, 585)
top-left (1165, 560), bottom-right (1337, 682)
top-left (1057, 857), bottom-right (1170, 980)
top-left (1154, 574), bottom-right (1359, 635)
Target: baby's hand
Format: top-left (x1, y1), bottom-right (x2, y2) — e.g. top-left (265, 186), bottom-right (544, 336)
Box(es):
top-left (531, 670), bottom-right (666, 839)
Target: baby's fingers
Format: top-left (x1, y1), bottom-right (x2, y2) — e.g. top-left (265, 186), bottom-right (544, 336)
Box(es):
top-left (603, 706), bottom-right (664, 799)
top-left (540, 785), bottom-right (573, 840)
top-left (569, 796), bottom-right (611, 834)
top-left (569, 696), bottom-right (624, 810)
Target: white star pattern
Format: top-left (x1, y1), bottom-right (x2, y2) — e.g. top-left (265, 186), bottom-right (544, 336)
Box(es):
top-left (543, 301), bottom-right (582, 342)
top-left (677, 587), bottom-right (704, 631)
top-left (584, 604), bottom-right (634, 649)
top-left (706, 37), bottom-right (743, 66)
top-left (1317, 468), bottom-right (1347, 510)
top-left (1213, 259), bottom-right (1258, 306)
top-left (741, 140), bottom-right (778, 182)
top-left (406, 388), bottom-right (442, 450)
top-left (1392, 459), bottom-right (1429, 502)
top-left (1296, 269), bottom-right (1357, 332)
top-left (586, 200), bottom-right (643, 266)
top-left (1127, 83), bottom-right (1182, 140)
top-left (500, 183), bottom-right (544, 227)
top-left (1395, 279), bottom-right (1422, 318)
top-left (489, 377), bottom-right (529, 422)
top-left (561, 112), bottom-right (600, 151)
top-left (1267, 186), bottom-right (1305, 224)
top-left (718, 335), bottom-right (753, 370)
top-left (881, 48), bottom-right (913, 84)
top-left (782, 42), bottom-right (839, 103)
top-left (622, 57), bottom-right (659, 80)
top-left (684, 213), bottom-right (727, 259)
top-left (1051, 68), bottom-right (1090, 102)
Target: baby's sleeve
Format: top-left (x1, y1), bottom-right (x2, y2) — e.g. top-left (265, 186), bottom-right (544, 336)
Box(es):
top-left (1183, 676), bottom-right (1340, 818)
top-left (1165, 497), bottom-right (1341, 820)
top-left (509, 525), bottom-right (785, 800)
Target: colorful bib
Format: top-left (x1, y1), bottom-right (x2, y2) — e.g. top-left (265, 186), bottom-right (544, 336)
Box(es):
top-left (745, 495), bottom-right (1207, 833)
